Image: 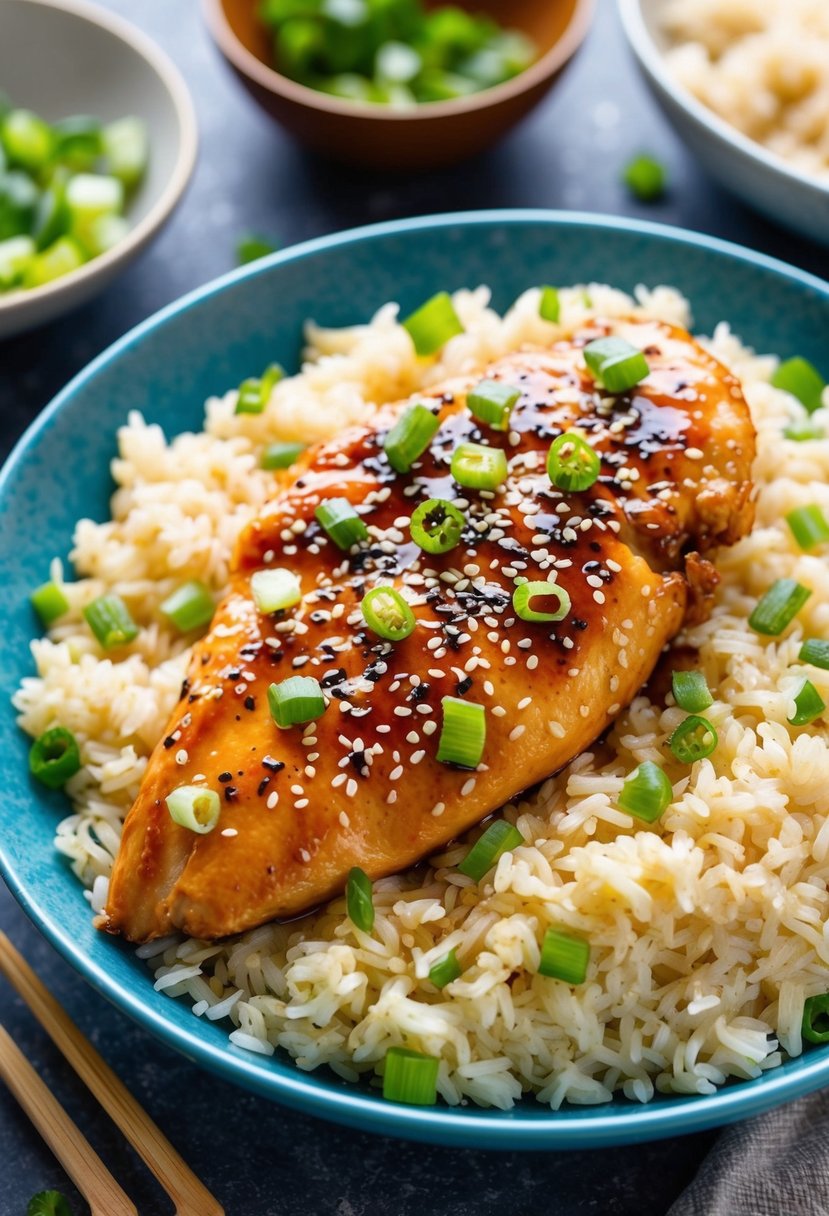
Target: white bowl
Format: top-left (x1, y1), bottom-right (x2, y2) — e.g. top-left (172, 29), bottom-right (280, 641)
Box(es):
top-left (618, 0), bottom-right (829, 247)
top-left (0, 0), bottom-right (198, 339)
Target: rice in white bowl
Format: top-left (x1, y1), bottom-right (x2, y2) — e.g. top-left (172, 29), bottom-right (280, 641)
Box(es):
top-left (14, 283), bottom-right (829, 1109)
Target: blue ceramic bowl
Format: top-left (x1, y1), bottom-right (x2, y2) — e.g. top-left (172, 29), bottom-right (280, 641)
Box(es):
top-left (2, 211), bottom-right (829, 1149)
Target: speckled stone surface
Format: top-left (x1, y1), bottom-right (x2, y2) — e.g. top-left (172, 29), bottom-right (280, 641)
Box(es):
top-left (2, 2), bottom-right (828, 1213)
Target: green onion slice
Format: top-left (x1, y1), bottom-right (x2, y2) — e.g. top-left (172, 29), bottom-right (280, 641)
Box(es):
top-left (402, 291), bottom-right (464, 357)
top-left (361, 585), bottom-right (415, 641)
top-left (584, 336), bottom-right (650, 393)
top-left (83, 594), bottom-right (138, 648)
top-left (410, 497), bottom-right (465, 555)
top-left (538, 285), bottom-right (560, 323)
top-left (384, 402), bottom-right (440, 473)
top-left (428, 948), bottom-right (461, 989)
top-left (450, 441), bottom-right (508, 490)
top-left (538, 927), bottom-right (590, 984)
top-left (786, 504), bottom-right (829, 551)
top-left (31, 581), bottom-right (69, 627)
top-left (459, 819), bottom-right (523, 882)
top-left (467, 378), bottom-right (520, 431)
top-left (26, 1191), bottom-right (73, 1216)
top-left (802, 993), bottom-right (829, 1044)
top-left (382, 1047), bottom-right (439, 1105)
top-left (235, 378), bottom-right (263, 415)
top-left (160, 581), bottom-right (215, 632)
top-left (437, 696), bottom-right (486, 769)
top-left (772, 357), bottom-right (826, 415)
top-left (268, 675), bottom-right (326, 728)
top-left (346, 865), bottom-right (375, 933)
top-left (29, 727), bottom-right (81, 790)
top-left (618, 760), bottom-right (672, 823)
top-left (236, 233), bottom-right (278, 265)
top-left (622, 154), bottom-right (666, 202)
top-left (165, 785), bottom-right (220, 834)
top-left (799, 639), bottom-right (829, 670)
top-left (261, 440), bottom-right (306, 469)
top-left (784, 418), bottom-right (823, 442)
top-left (251, 568), bottom-right (301, 614)
top-left (314, 498), bottom-right (369, 549)
top-left (513, 580), bottom-right (570, 623)
top-left (671, 669), bottom-right (713, 713)
top-left (788, 679), bottom-right (826, 727)
top-left (547, 430), bottom-right (600, 492)
top-left (749, 578), bottom-right (812, 636)
top-left (669, 715), bottom-right (718, 764)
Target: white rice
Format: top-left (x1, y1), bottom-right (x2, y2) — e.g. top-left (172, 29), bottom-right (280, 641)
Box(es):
top-left (662, 0), bottom-right (829, 180)
top-left (14, 282), bottom-right (829, 1109)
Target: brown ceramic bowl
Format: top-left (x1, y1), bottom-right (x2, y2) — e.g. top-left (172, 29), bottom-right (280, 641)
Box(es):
top-left (203, 0), bottom-right (595, 170)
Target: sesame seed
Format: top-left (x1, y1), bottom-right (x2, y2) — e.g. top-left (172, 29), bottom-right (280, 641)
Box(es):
top-left (387, 790), bottom-right (398, 804)
top-left (339, 811), bottom-right (350, 827)
top-left (517, 697), bottom-right (532, 710)
top-left (346, 778), bottom-right (358, 798)
top-left (509, 725), bottom-right (525, 741)
top-left (526, 655), bottom-right (539, 670)
top-left (221, 827), bottom-right (238, 838)
top-left (175, 749), bottom-right (188, 766)
top-left (332, 773), bottom-right (347, 788)
top-left (685, 447), bottom-right (704, 460)
top-left (394, 706), bottom-right (413, 717)
top-left (548, 720), bottom-right (565, 738)
top-left (267, 791), bottom-right (279, 808)
top-left (461, 777), bottom-right (476, 796)
top-left (593, 589), bottom-right (606, 605)
top-left (579, 705), bottom-right (590, 718)
top-left (304, 765), bottom-right (316, 779)
top-left (431, 801), bottom-right (446, 817)
top-left (422, 720), bottom-right (438, 736)
top-left (295, 798), bottom-right (309, 809)
top-left (411, 750), bottom-right (425, 764)
top-left (299, 848), bottom-right (311, 862)
top-left (492, 705), bottom-right (507, 717)
top-left (389, 765), bottom-right (404, 781)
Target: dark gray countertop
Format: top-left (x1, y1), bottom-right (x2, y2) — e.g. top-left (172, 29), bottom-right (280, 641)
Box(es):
top-left (2, 2), bottom-right (828, 1213)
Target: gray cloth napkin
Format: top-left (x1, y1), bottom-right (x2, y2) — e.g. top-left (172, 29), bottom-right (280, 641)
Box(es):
top-left (669, 1090), bottom-right (829, 1216)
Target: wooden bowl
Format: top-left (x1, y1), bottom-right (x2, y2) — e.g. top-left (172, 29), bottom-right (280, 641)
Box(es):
top-left (203, 0), bottom-right (595, 170)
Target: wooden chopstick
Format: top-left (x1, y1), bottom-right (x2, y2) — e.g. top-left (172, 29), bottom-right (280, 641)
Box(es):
top-left (0, 1023), bottom-right (137, 1216)
top-left (0, 931), bottom-right (225, 1216)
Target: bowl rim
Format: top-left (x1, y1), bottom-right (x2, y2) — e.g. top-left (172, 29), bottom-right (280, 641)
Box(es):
top-left (617, 0), bottom-right (829, 200)
top-left (3, 209), bottom-right (829, 1149)
top-left (202, 0), bottom-right (596, 122)
top-left (0, 0), bottom-right (199, 319)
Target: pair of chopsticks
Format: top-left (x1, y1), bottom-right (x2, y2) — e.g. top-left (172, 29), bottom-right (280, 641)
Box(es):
top-left (0, 930), bottom-right (224, 1216)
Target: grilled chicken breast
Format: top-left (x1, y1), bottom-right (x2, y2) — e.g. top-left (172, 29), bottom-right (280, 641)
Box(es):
top-left (105, 316), bottom-right (755, 942)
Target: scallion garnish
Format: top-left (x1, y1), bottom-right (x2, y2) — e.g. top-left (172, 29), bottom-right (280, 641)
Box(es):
top-left (268, 675), bottom-right (326, 728)
top-left (234, 363), bottom-right (284, 415)
top-left (784, 418), bottom-right (823, 442)
top-left (251, 568), bottom-right (301, 614)
top-left (622, 153), bottom-right (666, 202)
top-left (788, 679), bottom-right (825, 727)
top-left (786, 504), bottom-right (829, 551)
top-left (165, 785), bottom-right (220, 834)
top-left (26, 1191), bottom-right (73, 1216)
top-left (428, 948), bottom-right (461, 989)
top-left (382, 1047), bottom-right (439, 1105)
top-left (437, 696), bottom-right (486, 769)
top-left (748, 578), bottom-right (812, 636)
top-left (384, 402), bottom-right (440, 473)
top-left (458, 819), bottom-right (523, 882)
top-left (450, 441), bottom-right (508, 490)
top-left (409, 497), bottom-right (465, 554)
top-left (236, 232), bottom-right (278, 265)
top-left (618, 760), bottom-right (672, 823)
top-left (671, 670), bottom-right (713, 713)
top-left (361, 585), bottom-right (416, 641)
top-left (160, 581), bottom-right (215, 632)
top-left (467, 378), bottom-right (520, 431)
top-left (402, 291), bottom-right (464, 357)
top-left (538, 927), bottom-right (590, 984)
top-left (538, 285), bottom-right (560, 323)
top-left (799, 639), bottom-right (829, 670)
top-left (261, 440), bottom-right (306, 469)
top-left (584, 335), bottom-right (649, 393)
top-left (772, 357), bottom-right (826, 415)
top-left (83, 594), bottom-right (138, 648)
top-left (29, 726), bottom-right (81, 789)
top-left (346, 865), bottom-right (374, 933)
top-left (30, 580), bottom-right (69, 626)
top-left (802, 993), bottom-right (829, 1044)
top-left (669, 715), bottom-right (718, 764)
top-left (314, 498), bottom-right (369, 549)
top-left (512, 580), bottom-right (570, 623)
top-left (547, 430), bottom-right (600, 492)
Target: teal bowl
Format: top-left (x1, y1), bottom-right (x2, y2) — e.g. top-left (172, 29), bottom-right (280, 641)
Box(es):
top-left (2, 211), bottom-right (829, 1148)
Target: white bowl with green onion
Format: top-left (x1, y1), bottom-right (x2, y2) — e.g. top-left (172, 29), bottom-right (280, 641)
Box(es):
top-left (0, 0), bottom-right (197, 339)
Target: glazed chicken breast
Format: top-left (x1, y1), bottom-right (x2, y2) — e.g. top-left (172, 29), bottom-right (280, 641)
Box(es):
top-left (104, 315), bottom-right (755, 943)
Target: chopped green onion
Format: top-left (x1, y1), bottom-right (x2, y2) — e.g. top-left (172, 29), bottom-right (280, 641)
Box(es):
top-left (538, 927), bottom-right (590, 984)
top-left (799, 639), bottom-right (829, 670)
top-left (235, 363), bottom-right (285, 415)
top-left (669, 715), bottom-right (718, 764)
top-left (772, 357), bottom-right (826, 415)
top-left (547, 430), bottom-right (600, 492)
top-left (584, 336), bottom-right (650, 393)
top-left (786, 504), bottom-right (829, 551)
top-left (251, 568), bottom-right (301, 614)
top-left (749, 578), bottom-right (811, 636)
top-left (314, 497), bottom-right (369, 549)
top-left (31, 580), bottom-right (69, 627)
top-left (467, 378), bottom-right (520, 431)
top-left (82, 213), bottom-right (129, 257)
top-left (160, 581), bottom-right (215, 632)
top-left (65, 173), bottom-right (124, 251)
top-left (346, 865), bottom-right (374, 933)
top-left (101, 116), bottom-right (148, 188)
top-left (802, 993), bottom-right (829, 1044)
top-left (458, 819), bottom-right (523, 881)
top-left (618, 760), bottom-right (672, 823)
top-left (538, 285), bottom-right (560, 323)
top-left (54, 115), bottom-right (103, 170)
top-left (236, 232), bottom-right (278, 264)
top-left (784, 417), bottom-right (824, 441)
top-left (29, 727), bottom-right (81, 789)
top-left (402, 291), bottom-right (464, 356)
top-left (0, 234), bottom-right (35, 287)
top-left (26, 1191), bottom-right (73, 1216)
top-left (165, 785), bottom-right (220, 834)
top-left (512, 580), bottom-right (570, 623)
top-left (450, 441), bottom-right (508, 490)
top-left (261, 440), bottom-right (306, 469)
top-left (384, 402), bottom-right (440, 473)
top-left (788, 679), bottom-right (825, 727)
top-left (83, 594), bottom-right (138, 648)
top-left (671, 670), bottom-right (713, 713)
top-left (22, 235), bottom-right (85, 288)
top-left (409, 497), bottom-right (465, 554)
top-left (428, 948), bottom-right (461, 989)
top-left (622, 153), bottom-right (666, 202)
top-left (268, 675), bottom-right (326, 727)
top-left (437, 696), bottom-right (486, 769)
top-left (382, 1047), bottom-right (439, 1105)
top-left (0, 170), bottom-right (38, 241)
top-left (2, 108), bottom-right (54, 170)
top-left (33, 171), bottom-right (69, 251)
top-left (361, 585), bottom-right (415, 641)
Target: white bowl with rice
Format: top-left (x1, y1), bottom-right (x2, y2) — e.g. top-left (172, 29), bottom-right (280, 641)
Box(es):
top-left (618, 0), bottom-right (829, 246)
